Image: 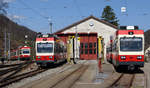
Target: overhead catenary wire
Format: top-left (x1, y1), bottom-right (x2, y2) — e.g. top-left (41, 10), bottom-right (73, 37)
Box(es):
top-left (72, 0), bottom-right (85, 18)
top-left (18, 0), bottom-right (49, 20)
top-left (17, 0), bottom-right (54, 33)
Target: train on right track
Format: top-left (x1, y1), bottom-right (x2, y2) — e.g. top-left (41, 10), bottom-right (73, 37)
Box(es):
top-left (106, 26), bottom-right (144, 71)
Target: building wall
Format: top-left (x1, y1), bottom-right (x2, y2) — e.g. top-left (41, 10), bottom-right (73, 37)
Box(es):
top-left (145, 47), bottom-right (150, 62)
top-left (60, 18), bottom-right (117, 62)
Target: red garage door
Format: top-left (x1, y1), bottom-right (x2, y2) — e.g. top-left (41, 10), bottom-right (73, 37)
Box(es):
top-left (80, 33), bottom-right (97, 60)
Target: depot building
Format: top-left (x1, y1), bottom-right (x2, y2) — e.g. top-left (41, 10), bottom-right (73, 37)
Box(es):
top-left (54, 16), bottom-right (117, 61)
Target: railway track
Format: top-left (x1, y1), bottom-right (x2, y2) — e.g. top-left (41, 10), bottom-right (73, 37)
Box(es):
top-left (0, 61), bottom-right (29, 68)
top-left (16, 62), bottom-right (88, 88)
top-left (49, 65), bottom-right (88, 88)
top-left (0, 61), bottom-right (34, 77)
top-left (0, 67), bottom-right (47, 88)
top-left (0, 61), bottom-right (37, 87)
top-left (109, 73), bottom-right (135, 88)
top-left (0, 60), bottom-right (74, 88)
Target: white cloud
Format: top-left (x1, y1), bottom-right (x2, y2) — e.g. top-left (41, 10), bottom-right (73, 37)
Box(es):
top-left (7, 14), bottom-right (26, 20)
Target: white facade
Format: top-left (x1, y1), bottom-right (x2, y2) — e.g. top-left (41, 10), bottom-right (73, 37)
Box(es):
top-left (145, 47), bottom-right (150, 62)
top-left (56, 16), bottom-right (117, 62)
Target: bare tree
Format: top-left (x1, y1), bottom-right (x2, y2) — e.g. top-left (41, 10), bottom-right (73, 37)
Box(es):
top-left (0, 0), bottom-right (8, 15)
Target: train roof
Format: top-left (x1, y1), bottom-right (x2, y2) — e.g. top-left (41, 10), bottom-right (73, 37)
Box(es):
top-left (36, 33), bottom-right (63, 42)
top-left (19, 46), bottom-right (31, 49)
top-left (36, 33), bottom-right (58, 38)
top-left (119, 26), bottom-right (139, 30)
top-left (116, 30), bottom-right (144, 35)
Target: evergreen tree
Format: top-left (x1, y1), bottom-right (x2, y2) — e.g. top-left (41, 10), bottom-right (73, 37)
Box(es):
top-left (101, 5), bottom-right (119, 26)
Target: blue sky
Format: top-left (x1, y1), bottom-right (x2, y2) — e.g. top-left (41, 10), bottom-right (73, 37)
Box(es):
top-left (5, 0), bottom-right (150, 33)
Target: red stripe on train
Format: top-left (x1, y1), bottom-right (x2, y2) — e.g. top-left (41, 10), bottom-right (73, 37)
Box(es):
top-left (36, 38), bottom-right (54, 41)
top-left (116, 30), bottom-right (144, 35)
top-left (36, 56), bottom-right (54, 61)
top-left (117, 55), bottom-right (144, 62)
top-left (20, 55), bottom-right (30, 58)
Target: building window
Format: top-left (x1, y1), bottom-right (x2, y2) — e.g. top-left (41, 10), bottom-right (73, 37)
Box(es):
top-left (81, 43), bottom-right (84, 48)
top-left (85, 49), bottom-right (88, 54)
top-left (81, 49), bottom-right (83, 54)
top-left (89, 43), bottom-right (92, 48)
top-left (94, 49), bottom-right (96, 54)
top-left (85, 43), bottom-right (88, 48)
top-left (89, 49), bottom-right (92, 54)
top-left (94, 43), bottom-right (96, 48)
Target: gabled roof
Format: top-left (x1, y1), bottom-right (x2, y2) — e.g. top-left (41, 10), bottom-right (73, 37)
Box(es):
top-left (54, 15), bottom-right (118, 34)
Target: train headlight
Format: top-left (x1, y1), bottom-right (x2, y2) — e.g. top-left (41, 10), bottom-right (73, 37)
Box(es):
top-left (137, 56), bottom-right (142, 59)
top-left (121, 56), bottom-right (126, 60)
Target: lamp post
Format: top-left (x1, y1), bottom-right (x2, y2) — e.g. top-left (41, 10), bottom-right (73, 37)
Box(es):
top-left (4, 28), bottom-right (7, 60)
top-left (48, 18), bottom-right (52, 34)
top-left (25, 35), bottom-right (28, 44)
top-left (8, 33), bottom-right (10, 61)
top-left (75, 26), bottom-right (78, 64)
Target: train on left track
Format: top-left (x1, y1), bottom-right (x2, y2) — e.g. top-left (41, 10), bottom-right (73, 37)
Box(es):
top-left (10, 46), bottom-right (31, 60)
top-left (35, 33), bottom-right (67, 67)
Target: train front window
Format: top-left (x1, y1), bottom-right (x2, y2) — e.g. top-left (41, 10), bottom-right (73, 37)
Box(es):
top-left (37, 43), bottom-right (53, 53)
top-left (120, 37), bottom-right (142, 51)
top-left (23, 49), bottom-right (30, 54)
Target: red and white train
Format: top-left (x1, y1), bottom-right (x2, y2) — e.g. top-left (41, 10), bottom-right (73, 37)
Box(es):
top-left (107, 26), bottom-right (144, 70)
top-left (10, 46), bottom-right (31, 60)
top-left (11, 50), bottom-right (18, 60)
top-left (35, 34), bottom-right (67, 66)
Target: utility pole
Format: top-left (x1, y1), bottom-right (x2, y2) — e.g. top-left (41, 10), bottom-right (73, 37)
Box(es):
top-left (48, 18), bottom-right (52, 34)
top-left (50, 22), bottom-right (52, 34)
top-left (75, 26), bottom-right (78, 64)
top-left (8, 33), bottom-right (10, 60)
top-left (4, 28), bottom-right (7, 60)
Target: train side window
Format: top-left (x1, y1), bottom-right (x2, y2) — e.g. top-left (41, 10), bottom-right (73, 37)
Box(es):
top-left (85, 43), bottom-right (88, 48)
top-left (20, 50), bottom-right (22, 54)
top-left (106, 48), bottom-right (109, 52)
top-left (110, 48), bottom-right (112, 52)
top-left (56, 43), bottom-right (59, 53)
top-left (112, 42), bottom-right (117, 51)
